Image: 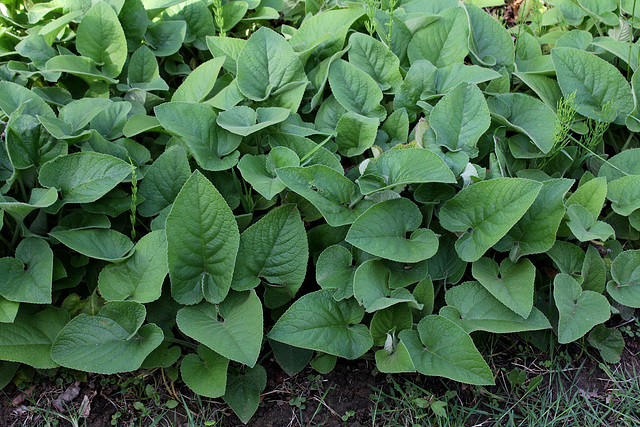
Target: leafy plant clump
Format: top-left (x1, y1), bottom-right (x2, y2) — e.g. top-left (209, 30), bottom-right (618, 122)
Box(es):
top-left (0, 0), bottom-right (640, 422)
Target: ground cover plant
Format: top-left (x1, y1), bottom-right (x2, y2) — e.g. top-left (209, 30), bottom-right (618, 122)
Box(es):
top-left (1, 0), bottom-right (640, 423)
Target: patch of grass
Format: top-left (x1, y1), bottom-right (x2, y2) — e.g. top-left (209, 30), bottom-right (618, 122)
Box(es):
top-left (369, 336), bottom-right (640, 427)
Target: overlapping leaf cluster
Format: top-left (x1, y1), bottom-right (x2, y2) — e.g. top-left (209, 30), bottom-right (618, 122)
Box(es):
top-left (0, 0), bottom-right (639, 421)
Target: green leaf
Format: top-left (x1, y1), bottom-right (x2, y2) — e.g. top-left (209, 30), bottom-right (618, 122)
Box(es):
top-left (328, 59), bottom-right (386, 121)
top-left (119, 0), bottom-right (148, 51)
top-left (177, 290), bottom-right (263, 367)
top-left (471, 257), bottom-right (536, 318)
top-left (181, 345), bottom-right (229, 398)
top-left (0, 297), bottom-right (19, 323)
top-left (348, 33), bottom-right (402, 92)
top-left (441, 281), bottom-right (550, 333)
top-left (552, 47), bottom-right (634, 121)
top-left (268, 290), bottom-right (373, 359)
top-left (233, 205), bottom-right (308, 297)
top-left (346, 198), bottom-right (438, 263)
top-left (407, 6), bottom-right (469, 67)
top-left (223, 364), bottom-right (267, 424)
top-left (487, 93), bottom-right (557, 153)
top-left (0, 361), bottom-right (19, 389)
top-left (145, 21), bottom-right (186, 57)
top-left (598, 148), bottom-right (640, 181)
top-left (154, 102), bottom-right (241, 171)
top-left (465, 3), bottom-right (514, 68)
top-left (6, 114), bottom-right (66, 170)
top-left (51, 301), bottom-right (163, 374)
top-left (206, 36), bottom-right (245, 73)
top-left (607, 176), bottom-right (640, 216)
top-left (180, 0), bottom-right (215, 48)
top-left (0, 307), bottom-right (69, 368)
top-left (50, 228), bottom-right (134, 262)
top-left (276, 165), bottom-right (373, 227)
top-left (548, 240), bottom-right (585, 276)
top-left (76, 1), bottom-right (127, 78)
top-left (554, 273), bottom-right (610, 344)
top-left (44, 55), bottom-right (118, 83)
top-left (0, 81), bottom-right (55, 118)
top-left (440, 178), bottom-right (542, 262)
top-left (588, 325), bottom-right (624, 364)
top-left (582, 245), bottom-right (606, 293)
top-left (236, 27), bottom-right (307, 111)
top-left (98, 231), bottom-right (168, 303)
top-left (353, 260), bottom-right (422, 312)
top-left (269, 339), bottom-right (313, 376)
top-left (394, 60), bottom-right (437, 119)
top-left (566, 204), bottom-right (615, 242)
top-left (138, 146), bottom-right (191, 217)
top-left (498, 178), bottom-right (573, 261)
top-left (269, 133), bottom-right (342, 171)
top-left (0, 188), bottom-right (58, 222)
top-left (217, 106), bottom-right (290, 136)
top-left (370, 304), bottom-right (413, 347)
top-left (399, 315), bottom-right (494, 385)
top-left (166, 170), bottom-right (240, 305)
top-left (315, 245), bottom-right (364, 301)
top-left (375, 342), bottom-right (415, 373)
top-left (172, 57), bottom-right (225, 103)
top-left (39, 152), bottom-right (131, 207)
top-left (0, 238), bottom-right (53, 304)
top-left (430, 83), bottom-right (490, 157)
top-left (288, 7), bottom-right (363, 63)
top-left (310, 352), bottom-right (337, 374)
top-left (237, 148), bottom-right (300, 200)
top-left (566, 176), bottom-right (607, 219)
top-left (335, 112), bottom-right (379, 157)
top-left (608, 250), bottom-right (640, 308)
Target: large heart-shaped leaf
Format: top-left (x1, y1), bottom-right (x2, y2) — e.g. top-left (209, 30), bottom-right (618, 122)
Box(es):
top-left (407, 6), bottom-right (469, 67)
top-left (346, 198), bottom-right (438, 263)
top-left (166, 171), bottom-right (240, 305)
top-left (357, 148), bottom-right (455, 195)
top-left (554, 274), bottom-right (610, 344)
top-left (399, 315), bottom-right (494, 385)
top-left (176, 290), bottom-right (263, 367)
top-left (138, 146), bottom-right (191, 217)
top-left (471, 257), bottom-right (536, 318)
top-left (268, 290), bottom-right (373, 359)
top-left (440, 178), bottom-right (542, 262)
top-left (39, 152), bottom-right (131, 207)
top-left (50, 228), bottom-right (134, 262)
top-left (232, 204), bottom-right (308, 297)
top-left (353, 260), bottom-right (422, 313)
top-left (236, 27), bottom-right (307, 110)
top-left (440, 281), bottom-right (550, 333)
top-left (223, 364), bottom-right (267, 424)
top-left (237, 147), bottom-right (300, 200)
top-left (98, 230), bottom-right (168, 303)
top-left (498, 178), bottom-right (573, 261)
top-left (487, 93), bottom-right (557, 153)
top-left (0, 238), bottom-right (53, 304)
top-left (276, 165), bottom-right (373, 226)
top-left (51, 301), bottom-right (163, 374)
top-left (430, 83), bottom-right (490, 157)
top-left (552, 47), bottom-right (634, 121)
top-left (0, 307), bottom-right (69, 368)
top-left (328, 59), bottom-right (386, 120)
top-left (607, 250), bottom-right (640, 308)
top-left (76, 1), bottom-right (127, 78)
top-left (180, 345), bottom-right (229, 398)
top-left (154, 102), bottom-right (241, 171)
